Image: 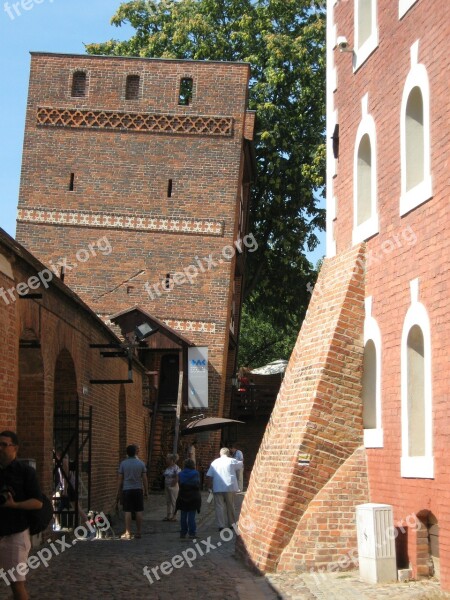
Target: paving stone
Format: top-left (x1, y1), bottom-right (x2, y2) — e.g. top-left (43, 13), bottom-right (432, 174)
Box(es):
top-left (17, 492), bottom-right (450, 600)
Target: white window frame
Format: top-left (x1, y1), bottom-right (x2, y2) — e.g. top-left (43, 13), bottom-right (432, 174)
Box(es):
top-left (363, 297), bottom-right (383, 448)
top-left (354, 0), bottom-right (378, 71)
top-left (399, 0), bottom-right (419, 19)
top-left (352, 94), bottom-right (379, 245)
top-left (400, 278), bottom-right (434, 478)
top-left (399, 41), bottom-right (433, 216)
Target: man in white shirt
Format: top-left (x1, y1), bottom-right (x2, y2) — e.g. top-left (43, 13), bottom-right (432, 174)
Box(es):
top-left (206, 448), bottom-right (243, 530)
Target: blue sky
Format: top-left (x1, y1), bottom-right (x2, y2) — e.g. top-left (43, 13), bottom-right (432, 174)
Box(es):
top-left (0, 0), bottom-right (132, 238)
top-left (0, 0), bottom-right (325, 263)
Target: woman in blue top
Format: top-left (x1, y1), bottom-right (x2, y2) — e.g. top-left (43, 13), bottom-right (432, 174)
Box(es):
top-left (175, 459), bottom-right (201, 538)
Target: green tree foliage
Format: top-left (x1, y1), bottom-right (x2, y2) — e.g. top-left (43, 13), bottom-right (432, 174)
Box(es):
top-left (86, 0), bottom-right (326, 362)
top-left (238, 304), bottom-right (299, 369)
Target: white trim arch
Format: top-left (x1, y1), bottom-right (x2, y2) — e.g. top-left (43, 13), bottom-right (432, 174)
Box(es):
top-left (363, 296), bottom-right (383, 448)
top-left (401, 279), bottom-right (434, 478)
top-left (400, 41), bottom-right (433, 216)
top-left (353, 94), bottom-right (379, 245)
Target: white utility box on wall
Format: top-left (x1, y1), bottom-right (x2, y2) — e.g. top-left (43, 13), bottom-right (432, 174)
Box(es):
top-left (356, 503), bottom-right (397, 583)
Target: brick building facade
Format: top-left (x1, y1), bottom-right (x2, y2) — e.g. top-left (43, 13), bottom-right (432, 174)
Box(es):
top-left (15, 53), bottom-right (255, 476)
top-left (238, 0), bottom-right (450, 592)
top-left (0, 227), bottom-right (149, 517)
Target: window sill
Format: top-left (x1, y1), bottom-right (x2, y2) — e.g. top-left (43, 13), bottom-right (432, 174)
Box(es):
top-left (353, 34), bottom-right (379, 73)
top-left (364, 428), bottom-right (383, 448)
top-left (399, 0), bottom-right (418, 19)
top-left (352, 214), bottom-right (379, 245)
top-left (400, 175), bottom-right (433, 216)
top-left (401, 455), bottom-right (434, 478)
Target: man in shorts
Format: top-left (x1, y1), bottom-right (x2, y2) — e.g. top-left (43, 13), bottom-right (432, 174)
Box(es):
top-left (117, 444), bottom-right (148, 539)
top-left (0, 430), bottom-right (43, 600)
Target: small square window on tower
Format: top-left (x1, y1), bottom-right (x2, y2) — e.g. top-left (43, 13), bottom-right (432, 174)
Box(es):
top-left (125, 75), bottom-right (140, 100)
top-left (71, 71), bottom-right (87, 98)
top-left (164, 273), bottom-right (172, 291)
top-left (178, 78), bottom-right (193, 106)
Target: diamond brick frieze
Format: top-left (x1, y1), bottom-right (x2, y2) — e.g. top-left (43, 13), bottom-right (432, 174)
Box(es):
top-left (36, 107), bottom-right (234, 137)
top-left (163, 319), bottom-right (216, 334)
top-left (17, 208), bottom-right (224, 237)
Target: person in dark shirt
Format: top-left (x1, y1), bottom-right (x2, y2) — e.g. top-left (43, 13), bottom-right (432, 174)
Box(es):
top-left (175, 459), bottom-right (201, 539)
top-left (0, 430), bottom-right (43, 600)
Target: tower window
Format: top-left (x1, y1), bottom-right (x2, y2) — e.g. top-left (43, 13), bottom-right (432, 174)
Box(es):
top-left (167, 179), bottom-right (173, 198)
top-left (164, 274), bottom-right (172, 291)
top-left (71, 71), bottom-right (87, 98)
top-left (69, 173), bottom-right (75, 191)
top-left (178, 78), bottom-right (193, 106)
top-left (125, 75), bottom-right (140, 100)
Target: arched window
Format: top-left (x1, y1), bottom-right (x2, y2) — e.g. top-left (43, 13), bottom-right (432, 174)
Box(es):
top-left (407, 325), bottom-right (425, 456)
top-left (356, 134), bottom-right (372, 225)
top-left (401, 279), bottom-right (433, 478)
top-left (354, 0), bottom-right (378, 70)
top-left (400, 41), bottom-right (432, 215)
top-left (353, 95), bottom-right (378, 244)
top-left (363, 297), bottom-right (383, 448)
top-left (405, 87), bottom-right (424, 191)
top-left (71, 71), bottom-right (87, 98)
top-left (125, 75), bottom-right (140, 100)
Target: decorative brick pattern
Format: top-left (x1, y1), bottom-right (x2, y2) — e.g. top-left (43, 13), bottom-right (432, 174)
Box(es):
top-left (163, 319), bottom-right (216, 334)
top-left (37, 106), bottom-right (234, 137)
top-left (17, 208), bottom-right (223, 237)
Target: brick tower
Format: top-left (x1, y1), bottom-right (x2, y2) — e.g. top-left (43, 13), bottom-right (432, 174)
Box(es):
top-left (16, 53), bottom-right (255, 476)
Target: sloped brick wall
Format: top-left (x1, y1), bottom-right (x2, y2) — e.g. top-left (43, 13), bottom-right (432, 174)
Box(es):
top-left (278, 446), bottom-right (369, 572)
top-left (237, 244), bottom-right (366, 572)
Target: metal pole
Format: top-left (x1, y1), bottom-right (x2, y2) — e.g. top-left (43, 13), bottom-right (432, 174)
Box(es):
top-left (173, 370), bottom-right (184, 456)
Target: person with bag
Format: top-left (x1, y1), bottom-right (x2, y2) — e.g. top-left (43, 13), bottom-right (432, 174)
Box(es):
top-left (0, 430), bottom-right (43, 600)
top-left (175, 459), bottom-right (201, 539)
top-left (162, 454), bottom-right (180, 522)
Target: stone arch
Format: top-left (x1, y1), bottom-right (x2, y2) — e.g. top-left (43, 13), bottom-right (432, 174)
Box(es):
top-left (416, 510), bottom-right (440, 580)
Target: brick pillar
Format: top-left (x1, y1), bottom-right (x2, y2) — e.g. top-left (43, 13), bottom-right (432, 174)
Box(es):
top-left (237, 244), bottom-right (366, 572)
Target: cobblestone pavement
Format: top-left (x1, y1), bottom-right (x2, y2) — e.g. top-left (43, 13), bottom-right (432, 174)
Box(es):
top-left (13, 492), bottom-right (450, 600)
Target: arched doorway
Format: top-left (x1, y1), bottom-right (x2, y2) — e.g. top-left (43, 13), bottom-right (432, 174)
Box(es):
top-left (53, 349), bottom-right (92, 526)
top-left (416, 510), bottom-right (439, 580)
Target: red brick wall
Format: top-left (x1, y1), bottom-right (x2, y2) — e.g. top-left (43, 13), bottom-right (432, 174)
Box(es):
top-left (0, 230), bottom-right (150, 512)
top-left (278, 447), bottom-right (369, 572)
top-left (237, 245), bottom-right (366, 571)
top-left (332, 0), bottom-right (450, 589)
top-left (0, 258), bottom-right (19, 428)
